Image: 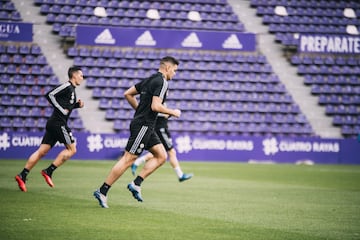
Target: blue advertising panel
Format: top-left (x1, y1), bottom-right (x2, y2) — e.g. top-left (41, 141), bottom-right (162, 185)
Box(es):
top-left (174, 135), bottom-right (342, 164)
top-left (299, 34), bottom-right (360, 54)
top-left (0, 21), bottom-right (32, 42)
top-left (1, 131), bottom-right (359, 164)
top-left (76, 25), bottom-right (256, 51)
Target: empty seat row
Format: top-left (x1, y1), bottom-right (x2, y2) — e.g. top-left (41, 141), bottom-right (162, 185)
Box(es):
top-left (0, 105), bottom-right (81, 118)
top-left (73, 56), bottom-right (271, 70)
top-left (0, 44), bottom-right (42, 55)
top-left (311, 85), bottom-right (360, 95)
top-left (333, 115), bottom-right (360, 125)
top-left (325, 105), bottom-right (359, 115)
top-left (41, 5), bottom-right (238, 22)
top-left (106, 108), bottom-right (307, 124)
top-left (1, 95), bottom-right (50, 107)
top-left (1, 117), bottom-right (47, 128)
top-left (36, 0), bottom-right (230, 11)
top-left (90, 83), bottom-right (287, 99)
top-left (0, 85), bottom-right (54, 96)
top-left (68, 47), bottom-right (267, 63)
top-left (111, 118), bottom-right (313, 136)
top-left (297, 65), bottom-right (360, 75)
top-left (35, 0), bottom-right (243, 38)
top-left (0, 74), bottom-right (59, 86)
top-left (256, 5), bottom-right (359, 18)
top-left (0, 54), bottom-right (48, 65)
top-left (341, 125), bottom-right (360, 135)
top-left (318, 94), bottom-right (360, 105)
top-left (263, 14), bottom-right (359, 25)
top-left (292, 55), bottom-right (360, 66)
top-left (0, 116), bottom-right (84, 130)
top-left (0, 64), bottom-right (54, 75)
top-left (98, 92), bottom-right (294, 112)
top-left (166, 100), bottom-right (301, 113)
top-left (251, 0), bottom-right (359, 8)
top-left (168, 121), bottom-right (313, 135)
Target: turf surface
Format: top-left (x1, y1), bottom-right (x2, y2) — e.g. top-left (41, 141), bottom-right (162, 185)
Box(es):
top-left (0, 160), bottom-right (359, 240)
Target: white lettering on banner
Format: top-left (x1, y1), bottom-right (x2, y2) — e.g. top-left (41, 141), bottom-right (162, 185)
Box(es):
top-left (226, 140), bottom-right (253, 151)
top-left (175, 136), bottom-right (254, 152)
top-left (0, 24), bottom-right (20, 34)
top-left (103, 137), bottom-right (127, 148)
top-left (12, 136), bottom-right (42, 147)
top-left (263, 137), bottom-right (340, 155)
top-left (279, 141), bottom-right (312, 152)
top-left (193, 139), bottom-right (226, 150)
top-left (300, 35), bottom-right (360, 53)
top-left (312, 142), bottom-right (340, 152)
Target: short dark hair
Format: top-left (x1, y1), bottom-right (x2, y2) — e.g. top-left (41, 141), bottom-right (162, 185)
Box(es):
top-left (160, 56), bottom-right (179, 66)
top-left (68, 66), bottom-right (82, 79)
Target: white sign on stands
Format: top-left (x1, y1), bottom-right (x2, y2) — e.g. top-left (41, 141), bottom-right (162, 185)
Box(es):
top-left (299, 34), bottom-right (360, 54)
top-left (0, 21), bottom-right (32, 42)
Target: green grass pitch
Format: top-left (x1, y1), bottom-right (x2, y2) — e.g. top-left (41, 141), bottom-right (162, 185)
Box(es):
top-left (0, 159), bottom-right (359, 240)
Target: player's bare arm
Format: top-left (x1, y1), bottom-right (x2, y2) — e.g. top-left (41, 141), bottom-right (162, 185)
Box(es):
top-left (151, 96), bottom-right (181, 118)
top-left (124, 86), bottom-right (139, 110)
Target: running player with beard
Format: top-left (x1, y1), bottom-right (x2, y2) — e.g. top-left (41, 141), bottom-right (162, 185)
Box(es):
top-left (93, 56), bottom-right (181, 208)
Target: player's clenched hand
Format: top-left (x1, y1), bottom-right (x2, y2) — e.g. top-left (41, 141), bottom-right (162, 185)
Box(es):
top-left (78, 99), bottom-right (84, 108)
top-left (172, 109), bottom-right (181, 118)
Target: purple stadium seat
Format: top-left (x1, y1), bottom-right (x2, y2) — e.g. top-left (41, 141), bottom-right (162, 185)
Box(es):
top-left (0, 117), bottom-right (12, 127)
top-left (31, 45), bottom-right (41, 55)
top-left (37, 118), bottom-right (47, 128)
top-left (19, 85), bottom-right (31, 95)
top-left (24, 118), bottom-right (36, 128)
top-left (12, 117), bottom-right (24, 127)
top-left (30, 107), bottom-right (42, 116)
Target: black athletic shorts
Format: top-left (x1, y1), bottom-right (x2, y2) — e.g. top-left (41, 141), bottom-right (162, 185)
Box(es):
top-left (156, 127), bottom-right (173, 151)
top-left (125, 122), bottom-right (162, 155)
top-left (41, 120), bottom-right (75, 147)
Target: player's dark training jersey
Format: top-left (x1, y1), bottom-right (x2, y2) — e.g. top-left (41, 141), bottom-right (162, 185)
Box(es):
top-left (45, 81), bottom-right (80, 124)
top-left (133, 72), bottom-right (168, 127)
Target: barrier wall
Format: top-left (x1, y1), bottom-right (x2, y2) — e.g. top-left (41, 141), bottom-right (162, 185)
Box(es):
top-left (0, 131), bottom-right (359, 164)
top-left (76, 25), bottom-right (256, 51)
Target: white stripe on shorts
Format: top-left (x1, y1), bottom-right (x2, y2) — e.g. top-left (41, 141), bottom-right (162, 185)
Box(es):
top-left (159, 128), bottom-right (172, 149)
top-left (130, 126), bottom-right (148, 154)
top-left (61, 125), bottom-right (71, 144)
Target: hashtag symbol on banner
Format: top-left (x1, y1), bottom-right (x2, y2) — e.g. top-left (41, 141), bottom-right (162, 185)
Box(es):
top-left (87, 134), bottom-right (104, 152)
top-left (0, 133), bottom-right (11, 151)
top-left (175, 135), bottom-right (192, 154)
top-left (262, 138), bottom-right (279, 156)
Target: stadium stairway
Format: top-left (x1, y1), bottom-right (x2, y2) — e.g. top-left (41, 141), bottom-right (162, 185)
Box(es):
top-left (228, 0), bottom-right (341, 138)
top-left (11, 0), bottom-right (114, 133)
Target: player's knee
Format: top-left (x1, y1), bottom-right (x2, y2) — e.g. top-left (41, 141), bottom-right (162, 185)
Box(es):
top-left (37, 149), bottom-right (49, 158)
top-left (69, 147), bottom-right (77, 156)
top-left (66, 145), bottom-right (77, 158)
top-left (158, 151), bottom-right (167, 165)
